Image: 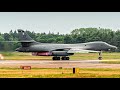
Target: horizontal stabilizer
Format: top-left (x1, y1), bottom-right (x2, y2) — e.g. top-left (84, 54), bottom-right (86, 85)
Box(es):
top-left (0, 40), bottom-right (36, 43)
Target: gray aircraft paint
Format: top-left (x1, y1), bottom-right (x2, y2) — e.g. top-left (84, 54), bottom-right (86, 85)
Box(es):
top-left (16, 29), bottom-right (117, 57)
top-left (16, 41), bottom-right (117, 52)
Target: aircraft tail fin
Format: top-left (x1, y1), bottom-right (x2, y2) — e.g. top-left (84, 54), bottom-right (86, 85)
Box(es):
top-left (17, 29), bottom-right (37, 47)
top-left (17, 29), bottom-right (35, 42)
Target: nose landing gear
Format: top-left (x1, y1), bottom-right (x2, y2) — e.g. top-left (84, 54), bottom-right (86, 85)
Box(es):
top-left (98, 51), bottom-right (102, 60)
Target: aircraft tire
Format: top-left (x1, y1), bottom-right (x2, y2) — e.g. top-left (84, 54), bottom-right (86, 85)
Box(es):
top-left (57, 57), bottom-right (60, 60)
top-left (61, 57), bottom-right (65, 60)
top-left (66, 57), bottom-right (69, 60)
top-left (61, 57), bottom-right (69, 60)
top-left (53, 57), bottom-right (60, 60)
top-left (98, 57), bottom-right (102, 60)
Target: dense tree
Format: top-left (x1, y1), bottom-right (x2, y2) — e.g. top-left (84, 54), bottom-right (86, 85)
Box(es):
top-left (0, 27), bottom-right (120, 52)
top-left (0, 35), bottom-right (4, 50)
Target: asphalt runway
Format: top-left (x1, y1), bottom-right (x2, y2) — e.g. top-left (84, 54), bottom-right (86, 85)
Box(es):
top-left (0, 60), bottom-right (120, 68)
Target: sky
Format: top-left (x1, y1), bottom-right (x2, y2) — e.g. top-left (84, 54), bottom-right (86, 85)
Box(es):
top-left (0, 12), bottom-right (120, 34)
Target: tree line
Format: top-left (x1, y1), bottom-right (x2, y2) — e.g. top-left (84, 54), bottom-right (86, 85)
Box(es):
top-left (0, 27), bottom-right (120, 51)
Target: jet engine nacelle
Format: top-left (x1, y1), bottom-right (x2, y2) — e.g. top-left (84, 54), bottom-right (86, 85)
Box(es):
top-left (32, 51), bottom-right (74, 56)
top-left (32, 52), bottom-right (52, 56)
top-left (51, 51), bottom-right (74, 56)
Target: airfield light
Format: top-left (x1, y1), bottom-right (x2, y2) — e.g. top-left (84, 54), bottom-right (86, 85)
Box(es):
top-left (0, 54), bottom-right (4, 60)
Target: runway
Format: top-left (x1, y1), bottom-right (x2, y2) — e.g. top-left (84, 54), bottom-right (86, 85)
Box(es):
top-left (0, 60), bottom-right (120, 68)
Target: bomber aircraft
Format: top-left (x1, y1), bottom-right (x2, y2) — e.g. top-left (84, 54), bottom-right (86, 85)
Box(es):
top-left (15, 29), bottom-right (117, 60)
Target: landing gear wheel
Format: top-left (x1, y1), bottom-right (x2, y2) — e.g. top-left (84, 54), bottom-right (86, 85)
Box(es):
top-left (61, 57), bottom-right (65, 60)
top-left (61, 57), bottom-right (69, 60)
top-left (52, 57), bottom-right (60, 60)
top-left (66, 57), bottom-right (69, 60)
top-left (98, 51), bottom-right (102, 60)
top-left (98, 57), bottom-right (102, 60)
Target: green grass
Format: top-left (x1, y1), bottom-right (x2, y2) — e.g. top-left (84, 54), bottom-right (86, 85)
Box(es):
top-left (0, 68), bottom-right (120, 78)
top-left (1, 51), bottom-right (120, 60)
top-left (100, 60), bottom-right (120, 64)
top-left (0, 52), bottom-right (52, 60)
top-left (1, 52), bottom-right (120, 78)
top-left (70, 52), bottom-right (120, 60)
top-left (1, 52), bottom-right (120, 64)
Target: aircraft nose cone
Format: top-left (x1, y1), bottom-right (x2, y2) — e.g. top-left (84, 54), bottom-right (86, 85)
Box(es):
top-left (109, 45), bottom-right (117, 49)
top-left (114, 46), bottom-right (117, 49)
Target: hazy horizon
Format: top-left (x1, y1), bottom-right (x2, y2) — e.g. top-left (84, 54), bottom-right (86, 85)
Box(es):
top-left (0, 12), bottom-right (120, 34)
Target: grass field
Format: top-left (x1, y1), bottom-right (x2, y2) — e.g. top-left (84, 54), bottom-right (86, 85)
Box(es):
top-left (1, 51), bottom-right (120, 60)
top-left (0, 52), bottom-right (120, 78)
top-left (0, 68), bottom-right (120, 78)
top-left (1, 52), bottom-right (120, 64)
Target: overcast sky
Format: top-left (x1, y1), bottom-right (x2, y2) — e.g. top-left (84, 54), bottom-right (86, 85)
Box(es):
top-left (0, 12), bottom-right (120, 34)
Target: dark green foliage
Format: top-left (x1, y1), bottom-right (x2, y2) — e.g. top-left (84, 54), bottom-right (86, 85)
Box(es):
top-left (0, 27), bottom-right (120, 51)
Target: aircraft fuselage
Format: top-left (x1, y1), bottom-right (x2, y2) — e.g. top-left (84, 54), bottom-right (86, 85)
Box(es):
top-left (16, 41), bottom-right (117, 52)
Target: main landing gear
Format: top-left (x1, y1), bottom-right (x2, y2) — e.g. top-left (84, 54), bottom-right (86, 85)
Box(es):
top-left (61, 57), bottom-right (69, 60)
top-left (52, 57), bottom-right (60, 60)
top-left (52, 56), bottom-right (69, 60)
top-left (98, 51), bottom-right (102, 60)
